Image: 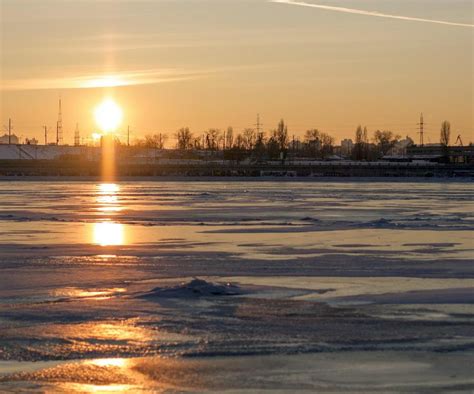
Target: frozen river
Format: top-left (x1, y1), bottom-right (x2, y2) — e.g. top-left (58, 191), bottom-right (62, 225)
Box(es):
top-left (0, 179), bottom-right (473, 392)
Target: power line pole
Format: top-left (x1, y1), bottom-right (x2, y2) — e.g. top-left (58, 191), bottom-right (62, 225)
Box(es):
top-left (417, 113), bottom-right (424, 147)
top-left (127, 125), bottom-right (130, 146)
top-left (254, 113), bottom-right (263, 135)
top-left (8, 118), bottom-right (12, 145)
top-left (74, 123), bottom-right (80, 146)
top-left (56, 98), bottom-right (63, 145)
top-left (44, 126), bottom-right (48, 145)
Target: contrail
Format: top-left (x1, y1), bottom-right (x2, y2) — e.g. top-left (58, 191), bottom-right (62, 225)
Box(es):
top-left (271, 0), bottom-right (474, 28)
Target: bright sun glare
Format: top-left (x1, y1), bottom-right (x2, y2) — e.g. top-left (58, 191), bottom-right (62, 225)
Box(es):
top-left (94, 99), bottom-right (123, 133)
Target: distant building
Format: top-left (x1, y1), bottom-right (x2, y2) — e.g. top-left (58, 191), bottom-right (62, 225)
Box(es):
top-left (407, 145), bottom-right (474, 164)
top-left (0, 134), bottom-right (19, 144)
top-left (340, 139), bottom-right (353, 157)
top-left (25, 138), bottom-right (38, 145)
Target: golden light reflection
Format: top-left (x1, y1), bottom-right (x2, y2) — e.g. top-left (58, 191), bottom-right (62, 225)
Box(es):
top-left (63, 383), bottom-right (136, 393)
top-left (93, 222), bottom-right (125, 246)
top-left (92, 184), bottom-right (126, 246)
top-left (99, 184), bottom-right (119, 193)
top-left (96, 183), bottom-right (121, 210)
top-left (88, 358), bottom-right (129, 368)
top-left (53, 287), bottom-right (126, 299)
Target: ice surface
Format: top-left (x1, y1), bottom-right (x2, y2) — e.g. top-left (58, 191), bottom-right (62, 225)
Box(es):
top-left (0, 180), bottom-right (473, 392)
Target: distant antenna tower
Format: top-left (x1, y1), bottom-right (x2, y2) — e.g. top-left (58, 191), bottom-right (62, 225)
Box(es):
top-left (417, 113), bottom-right (424, 147)
top-left (254, 113), bottom-right (263, 134)
top-left (74, 123), bottom-right (80, 146)
top-left (44, 126), bottom-right (48, 145)
top-left (56, 98), bottom-right (63, 145)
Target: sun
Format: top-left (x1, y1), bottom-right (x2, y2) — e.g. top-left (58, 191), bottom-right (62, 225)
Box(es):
top-left (94, 99), bottom-right (123, 133)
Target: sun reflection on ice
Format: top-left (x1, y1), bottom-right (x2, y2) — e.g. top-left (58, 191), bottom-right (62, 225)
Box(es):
top-left (88, 358), bottom-right (129, 368)
top-left (99, 184), bottom-right (120, 194)
top-left (93, 222), bottom-right (125, 246)
top-left (92, 183), bottom-right (126, 246)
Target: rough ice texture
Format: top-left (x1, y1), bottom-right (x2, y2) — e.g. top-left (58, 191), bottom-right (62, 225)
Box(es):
top-left (0, 180), bottom-right (473, 391)
top-left (137, 278), bottom-right (241, 299)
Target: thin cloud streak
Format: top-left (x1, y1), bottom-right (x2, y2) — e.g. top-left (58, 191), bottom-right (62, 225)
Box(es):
top-left (0, 69), bottom-right (207, 91)
top-left (271, 0), bottom-right (474, 28)
top-left (0, 64), bottom-right (279, 91)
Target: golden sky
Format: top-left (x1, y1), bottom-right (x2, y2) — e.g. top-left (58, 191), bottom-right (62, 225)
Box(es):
top-left (1, 0), bottom-right (473, 144)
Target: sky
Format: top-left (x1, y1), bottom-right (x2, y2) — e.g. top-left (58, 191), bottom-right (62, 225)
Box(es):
top-left (1, 0), bottom-right (473, 145)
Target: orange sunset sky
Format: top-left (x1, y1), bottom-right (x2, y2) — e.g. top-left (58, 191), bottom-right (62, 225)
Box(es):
top-left (1, 0), bottom-right (473, 145)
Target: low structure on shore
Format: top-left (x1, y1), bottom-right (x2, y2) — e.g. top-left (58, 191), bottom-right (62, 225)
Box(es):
top-left (0, 143), bottom-right (473, 177)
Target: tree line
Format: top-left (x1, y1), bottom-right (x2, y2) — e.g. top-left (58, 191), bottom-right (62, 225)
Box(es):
top-left (131, 119), bottom-right (460, 161)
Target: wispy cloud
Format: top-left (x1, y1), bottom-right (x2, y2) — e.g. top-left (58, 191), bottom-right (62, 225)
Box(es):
top-left (271, 0), bottom-right (474, 28)
top-left (0, 64), bottom-right (277, 91)
top-left (0, 68), bottom-right (207, 91)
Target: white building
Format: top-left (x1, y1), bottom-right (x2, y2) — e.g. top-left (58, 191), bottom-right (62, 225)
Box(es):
top-left (0, 134), bottom-right (19, 144)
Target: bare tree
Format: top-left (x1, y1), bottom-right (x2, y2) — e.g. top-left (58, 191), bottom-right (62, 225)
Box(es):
top-left (276, 119), bottom-right (289, 152)
top-left (175, 127), bottom-right (193, 150)
top-left (242, 128), bottom-right (256, 151)
top-left (205, 129), bottom-right (220, 150)
top-left (373, 130), bottom-right (400, 156)
top-left (144, 133), bottom-right (167, 149)
top-left (304, 129), bottom-right (321, 157)
top-left (320, 132), bottom-right (335, 159)
top-left (225, 127), bottom-right (234, 149)
top-left (233, 133), bottom-right (245, 150)
top-left (254, 131), bottom-right (266, 160)
top-left (440, 121), bottom-right (451, 147)
top-left (266, 130), bottom-right (280, 159)
top-left (354, 125), bottom-right (364, 160)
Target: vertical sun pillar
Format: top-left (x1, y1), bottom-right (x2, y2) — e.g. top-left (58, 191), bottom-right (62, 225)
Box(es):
top-left (94, 99), bottom-right (123, 182)
top-left (101, 134), bottom-right (116, 181)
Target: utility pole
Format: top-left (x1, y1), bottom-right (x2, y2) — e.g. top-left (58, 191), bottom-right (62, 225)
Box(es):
top-left (254, 113), bottom-right (262, 135)
top-left (8, 118), bottom-right (12, 145)
top-left (417, 113), bottom-right (424, 147)
top-left (127, 125), bottom-right (130, 146)
top-left (56, 98), bottom-right (63, 145)
top-left (44, 126), bottom-right (48, 145)
top-left (74, 123), bottom-right (80, 146)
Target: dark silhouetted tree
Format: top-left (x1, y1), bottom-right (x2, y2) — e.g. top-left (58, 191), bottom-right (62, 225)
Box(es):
top-left (304, 129), bottom-right (321, 157)
top-left (353, 125), bottom-right (364, 160)
top-left (320, 132), bottom-right (335, 159)
top-left (225, 127), bottom-right (233, 150)
top-left (373, 130), bottom-right (400, 157)
top-left (242, 128), bottom-right (256, 151)
top-left (176, 127), bottom-right (193, 150)
top-left (440, 121), bottom-right (451, 147)
top-left (205, 129), bottom-right (220, 150)
top-left (276, 119), bottom-right (289, 152)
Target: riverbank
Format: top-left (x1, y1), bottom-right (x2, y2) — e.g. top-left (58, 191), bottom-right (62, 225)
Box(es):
top-left (1, 159), bottom-right (473, 178)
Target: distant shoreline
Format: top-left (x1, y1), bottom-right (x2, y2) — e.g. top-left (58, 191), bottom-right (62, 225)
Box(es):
top-left (0, 175), bottom-right (472, 183)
